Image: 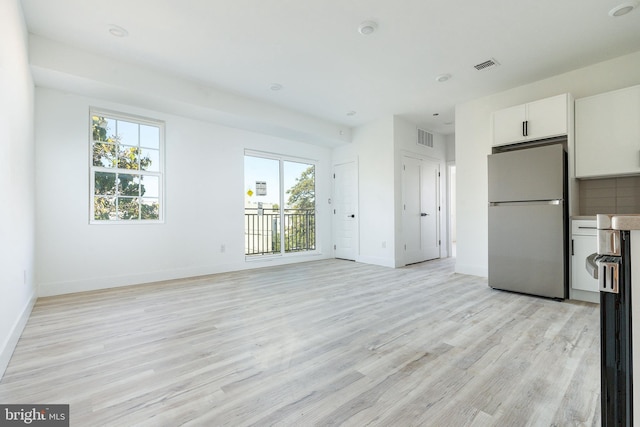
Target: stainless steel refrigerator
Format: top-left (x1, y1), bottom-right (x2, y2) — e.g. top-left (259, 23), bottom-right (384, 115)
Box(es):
top-left (488, 142), bottom-right (568, 299)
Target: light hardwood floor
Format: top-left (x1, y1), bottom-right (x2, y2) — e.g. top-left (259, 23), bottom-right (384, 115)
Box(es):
top-left (0, 258), bottom-right (601, 426)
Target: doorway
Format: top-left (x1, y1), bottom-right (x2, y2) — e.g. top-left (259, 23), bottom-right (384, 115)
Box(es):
top-left (244, 153), bottom-right (317, 257)
top-left (333, 161), bottom-right (358, 261)
top-left (402, 155), bottom-right (440, 265)
top-left (448, 164), bottom-right (456, 258)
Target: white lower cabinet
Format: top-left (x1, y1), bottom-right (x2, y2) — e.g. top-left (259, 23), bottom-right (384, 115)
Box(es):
top-left (571, 220), bottom-right (599, 296)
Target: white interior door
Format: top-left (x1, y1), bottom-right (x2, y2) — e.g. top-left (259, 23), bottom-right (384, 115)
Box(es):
top-left (421, 159), bottom-right (440, 260)
top-left (403, 156), bottom-right (440, 265)
top-left (333, 162), bottom-right (358, 260)
top-left (403, 157), bottom-right (423, 264)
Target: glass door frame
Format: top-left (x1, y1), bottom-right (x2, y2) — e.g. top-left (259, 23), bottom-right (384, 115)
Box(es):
top-left (244, 150), bottom-right (318, 259)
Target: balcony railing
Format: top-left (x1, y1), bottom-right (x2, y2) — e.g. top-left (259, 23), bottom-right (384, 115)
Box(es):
top-left (245, 208), bottom-right (316, 256)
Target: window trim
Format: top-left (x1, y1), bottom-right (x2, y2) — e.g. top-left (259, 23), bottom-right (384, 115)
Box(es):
top-left (89, 107), bottom-right (165, 224)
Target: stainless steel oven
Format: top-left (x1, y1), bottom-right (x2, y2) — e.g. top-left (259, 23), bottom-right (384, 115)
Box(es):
top-left (587, 214), bottom-right (640, 426)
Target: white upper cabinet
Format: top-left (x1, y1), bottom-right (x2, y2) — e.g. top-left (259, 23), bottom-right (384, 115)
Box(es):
top-left (493, 94), bottom-right (569, 146)
top-left (493, 104), bottom-right (526, 146)
top-left (575, 85), bottom-right (640, 178)
top-left (527, 96), bottom-right (570, 141)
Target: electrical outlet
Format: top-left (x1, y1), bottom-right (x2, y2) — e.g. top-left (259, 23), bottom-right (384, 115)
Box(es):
top-left (381, 241), bottom-right (386, 248)
top-left (220, 244), bottom-right (226, 253)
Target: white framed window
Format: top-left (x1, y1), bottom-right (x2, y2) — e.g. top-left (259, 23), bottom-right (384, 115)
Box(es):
top-left (90, 108), bottom-right (164, 223)
top-left (244, 151), bottom-right (317, 257)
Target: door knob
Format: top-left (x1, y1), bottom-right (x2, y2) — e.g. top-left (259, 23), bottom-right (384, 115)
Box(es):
top-left (348, 214), bottom-right (355, 218)
top-left (421, 213), bottom-right (429, 217)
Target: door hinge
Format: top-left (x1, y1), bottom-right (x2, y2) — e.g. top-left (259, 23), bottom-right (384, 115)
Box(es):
top-left (439, 240), bottom-right (441, 246)
top-left (333, 173), bottom-right (335, 178)
top-left (438, 172), bottom-right (441, 177)
top-left (334, 209), bottom-right (336, 214)
top-left (404, 244), bottom-right (407, 250)
top-left (438, 206), bottom-right (441, 211)
top-left (403, 164), bottom-right (406, 171)
top-left (334, 244), bottom-right (337, 250)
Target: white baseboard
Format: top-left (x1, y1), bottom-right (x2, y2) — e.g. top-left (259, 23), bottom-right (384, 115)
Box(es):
top-left (454, 263), bottom-right (488, 278)
top-left (39, 254), bottom-right (332, 297)
top-left (38, 263), bottom-right (244, 297)
top-left (0, 292), bottom-right (36, 381)
top-left (356, 255), bottom-right (396, 268)
top-left (570, 288), bottom-right (600, 304)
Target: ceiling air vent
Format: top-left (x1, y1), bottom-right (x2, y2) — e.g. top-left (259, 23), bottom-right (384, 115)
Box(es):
top-left (417, 128), bottom-right (433, 148)
top-left (474, 58), bottom-right (500, 71)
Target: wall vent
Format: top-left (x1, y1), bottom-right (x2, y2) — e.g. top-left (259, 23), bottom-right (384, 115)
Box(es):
top-left (417, 128), bottom-right (433, 148)
top-left (474, 58), bottom-right (500, 71)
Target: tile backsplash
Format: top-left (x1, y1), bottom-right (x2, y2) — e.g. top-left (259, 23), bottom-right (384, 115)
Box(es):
top-left (579, 177), bottom-right (640, 216)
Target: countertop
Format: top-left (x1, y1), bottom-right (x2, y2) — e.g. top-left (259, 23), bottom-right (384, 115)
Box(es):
top-left (597, 213), bottom-right (640, 230)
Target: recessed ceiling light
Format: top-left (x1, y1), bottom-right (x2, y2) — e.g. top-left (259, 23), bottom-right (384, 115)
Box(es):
top-left (609, 2), bottom-right (638, 16)
top-left (108, 25), bottom-right (128, 37)
top-left (358, 21), bottom-right (378, 35)
top-left (269, 83), bottom-right (283, 91)
top-left (435, 74), bottom-right (452, 83)
top-left (346, 111), bottom-right (357, 116)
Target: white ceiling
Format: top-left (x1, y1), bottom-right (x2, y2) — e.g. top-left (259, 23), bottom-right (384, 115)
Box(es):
top-left (19, 0), bottom-right (640, 135)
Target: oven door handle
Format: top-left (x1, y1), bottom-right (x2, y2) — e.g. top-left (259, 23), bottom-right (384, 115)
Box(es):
top-left (585, 253), bottom-right (599, 279)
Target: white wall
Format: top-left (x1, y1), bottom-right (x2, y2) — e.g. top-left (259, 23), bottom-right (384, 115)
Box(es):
top-left (29, 36), bottom-right (350, 149)
top-left (0, 0), bottom-right (36, 379)
top-left (332, 116), bottom-right (449, 268)
top-left (393, 117), bottom-right (449, 263)
top-left (35, 88), bottom-right (333, 296)
top-left (455, 49), bottom-right (640, 277)
top-left (445, 134), bottom-right (455, 161)
top-left (333, 117), bottom-right (396, 267)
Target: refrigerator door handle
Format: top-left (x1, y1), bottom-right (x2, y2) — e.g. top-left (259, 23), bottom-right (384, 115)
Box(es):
top-left (489, 200), bottom-right (563, 207)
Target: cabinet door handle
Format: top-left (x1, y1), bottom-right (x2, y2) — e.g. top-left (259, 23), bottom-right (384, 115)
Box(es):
top-left (522, 121), bottom-right (526, 137)
top-left (525, 120), bottom-right (529, 137)
top-left (571, 239), bottom-right (574, 256)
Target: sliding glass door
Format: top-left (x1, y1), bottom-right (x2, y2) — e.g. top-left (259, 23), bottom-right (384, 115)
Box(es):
top-left (244, 153), bottom-right (316, 257)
